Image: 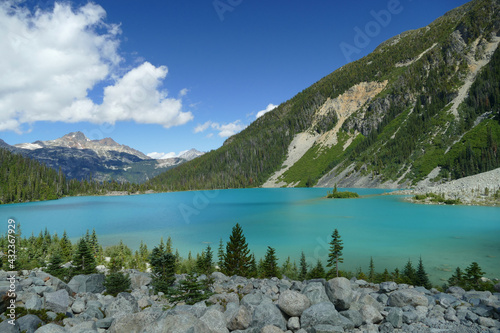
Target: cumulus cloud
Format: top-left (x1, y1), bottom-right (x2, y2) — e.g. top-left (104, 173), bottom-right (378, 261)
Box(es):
top-left (256, 103), bottom-right (278, 119)
top-left (0, 1), bottom-right (192, 132)
top-left (193, 120), bottom-right (246, 138)
top-left (194, 121), bottom-right (212, 134)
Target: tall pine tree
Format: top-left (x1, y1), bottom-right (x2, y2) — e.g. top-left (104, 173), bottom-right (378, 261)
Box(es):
top-left (415, 257), bottom-right (431, 289)
top-left (262, 246), bottom-right (281, 279)
top-left (327, 229), bottom-right (344, 277)
top-left (222, 223), bottom-right (252, 277)
top-left (72, 238), bottom-right (96, 275)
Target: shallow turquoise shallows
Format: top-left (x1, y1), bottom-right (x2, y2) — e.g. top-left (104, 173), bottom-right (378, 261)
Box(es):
top-left (1, 188), bottom-right (499, 284)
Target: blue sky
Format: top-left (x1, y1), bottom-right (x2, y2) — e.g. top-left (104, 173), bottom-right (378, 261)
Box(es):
top-left (0, 0), bottom-right (470, 157)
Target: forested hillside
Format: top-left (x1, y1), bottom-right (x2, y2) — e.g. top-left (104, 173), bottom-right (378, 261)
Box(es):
top-left (148, 0), bottom-right (500, 191)
top-left (0, 148), bottom-right (147, 204)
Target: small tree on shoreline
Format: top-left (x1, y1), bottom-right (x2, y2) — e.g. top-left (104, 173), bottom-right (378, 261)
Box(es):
top-left (327, 229), bottom-right (344, 277)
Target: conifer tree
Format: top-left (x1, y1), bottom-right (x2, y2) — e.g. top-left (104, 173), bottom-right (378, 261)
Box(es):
top-left (403, 259), bottom-right (416, 285)
top-left (217, 238), bottom-right (225, 270)
top-left (381, 268), bottom-right (391, 282)
top-left (60, 231), bottom-right (73, 262)
top-left (368, 257), bottom-right (375, 282)
top-left (222, 223), bottom-right (252, 277)
top-left (72, 238), bottom-right (97, 275)
top-left (299, 251), bottom-right (308, 281)
top-left (149, 244), bottom-right (176, 294)
top-left (308, 259), bottom-right (326, 279)
top-left (415, 257), bottom-right (431, 289)
top-left (248, 254), bottom-right (258, 278)
top-left (448, 267), bottom-right (464, 288)
top-left (465, 262), bottom-right (485, 289)
top-left (262, 246), bottom-right (281, 279)
top-left (166, 236), bottom-right (173, 254)
top-left (104, 257), bottom-right (131, 296)
top-left (196, 245), bottom-right (214, 275)
top-left (327, 229), bottom-right (344, 277)
top-left (169, 273), bottom-right (213, 305)
top-left (281, 256), bottom-right (298, 280)
top-left (46, 251), bottom-right (67, 281)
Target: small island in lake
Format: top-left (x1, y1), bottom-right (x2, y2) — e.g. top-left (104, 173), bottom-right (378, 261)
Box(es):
top-left (326, 185), bottom-right (359, 199)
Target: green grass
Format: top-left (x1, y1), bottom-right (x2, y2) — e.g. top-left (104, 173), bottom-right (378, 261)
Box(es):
top-left (414, 192), bottom-right (461, 205)
top-left (326, 190), bottom-right (359, 199)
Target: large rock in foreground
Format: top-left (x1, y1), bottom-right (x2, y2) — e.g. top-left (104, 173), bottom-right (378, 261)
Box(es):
top-left (388, 289), bottom-right (429, 307)
top-left (325, 277), bottom-right (353, 311)
top-left (278, 290), bottom-right (311, 317)
top-left (67, 274), bottom-right (105, 294)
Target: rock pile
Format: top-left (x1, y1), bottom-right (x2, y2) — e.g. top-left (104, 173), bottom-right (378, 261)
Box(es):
top-left (1, 270), bottom-right (499, 332)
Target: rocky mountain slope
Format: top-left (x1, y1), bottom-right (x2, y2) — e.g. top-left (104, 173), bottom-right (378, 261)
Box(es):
top-left (15, 131), bottom-right (150, 160)
top-left (2, 132), bottom-right (201, 183)
top-left (148, 0), bottom-right (500, 192)
top-left (2, 270), bottom-right (499, 333)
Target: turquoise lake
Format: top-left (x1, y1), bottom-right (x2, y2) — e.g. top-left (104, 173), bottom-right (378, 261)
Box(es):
top-left (1, 188), bottom-right (499, 284)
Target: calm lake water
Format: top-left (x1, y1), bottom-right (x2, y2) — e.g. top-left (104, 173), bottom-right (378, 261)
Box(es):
top-left (1, 188), bottom-right (499, 284)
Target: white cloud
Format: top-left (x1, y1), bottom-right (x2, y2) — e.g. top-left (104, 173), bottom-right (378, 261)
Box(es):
top-left (214, 120), bottom-right (246, 137)
top-left (193, 120), bottom-right (246, 138)
top-left (147, 152), bottom-right (176, 159)
top-left (0, 2), bottom-right (192, 132)
top-left (194, 121), bottom-right (212, 133)
top-left (256, 103), bottom-right (278, 119)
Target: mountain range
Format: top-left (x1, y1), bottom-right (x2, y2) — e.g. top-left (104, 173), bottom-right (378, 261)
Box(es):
top-left (146, 0), bottom-right (500, 191)
top-left (0, 132), bottom-right (204, 183)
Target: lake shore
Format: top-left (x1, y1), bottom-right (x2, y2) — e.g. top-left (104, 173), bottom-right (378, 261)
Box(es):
top-left (388, 168), bottom-right (500, 206)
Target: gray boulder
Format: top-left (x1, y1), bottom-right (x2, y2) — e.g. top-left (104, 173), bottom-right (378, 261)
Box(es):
top-left (379, 282), bottom-right (398, 293)
top-left (241, 293), bottom-right (268, 313)
top-left (129, 271), bottom-right (152, 290)
top-left (96, 318), bottom-right (114, 329)
top-left (25, 294), bottom-right (43, 311)
top-left (309, 324), bottom-right (344, 333)
top-left (388, 289), bottom-right (428, 307)
top-left (108, 308), bottom-right (163, 333)
top-left (433, 293), bottom-right (458, 308)
top-left (251, 299), bottom-right (287, 331)
top-left (18, 314), bottom-right (44, 333)
top-left (301, 282), bottom-right (330, 305)
top-left (277, 290), bottom-right (311, 317)
top-left (300, 302), bottom-right (342, 329)
top-left (34, 324), bottom-right (67, 333)
top-left (340, 309), bottom-right (363, 328)
top-left (105, 292), bottom-right (139, 318)
top-left (225, 303), bottom-right (252, 331)
top-left (200, 307), bottom-right (229, 333)
top-left (359, 304), bottom-right (383, 324)
top-left (84, 306), bottom-right (104, 320)
top-left (287, 317), bottom-right (301, 331)
top-left (44, 289), bottom-right (70, 313)
top-left (386, 308), bottom-right (403, 328)
top-left (325, 277), bottom-right (353, 311)
top-left (149, 313), bottom-right (210, 333)
top-left (0, 319), bottom-right (21, 333)
top-left (67, 274), bottom-right (105, 294)
top-left (71, 299), bottom-right (86, 314)
top-left (260, 325), bottom-right (285, 333)
top-left (67, 320), bottom-right (96, 332)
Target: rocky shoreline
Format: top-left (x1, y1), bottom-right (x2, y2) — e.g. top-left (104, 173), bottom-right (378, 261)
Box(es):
top-left (390, 168), bottom-right (500, 206)
top-left (1, 270), bottom-right (499, 333)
